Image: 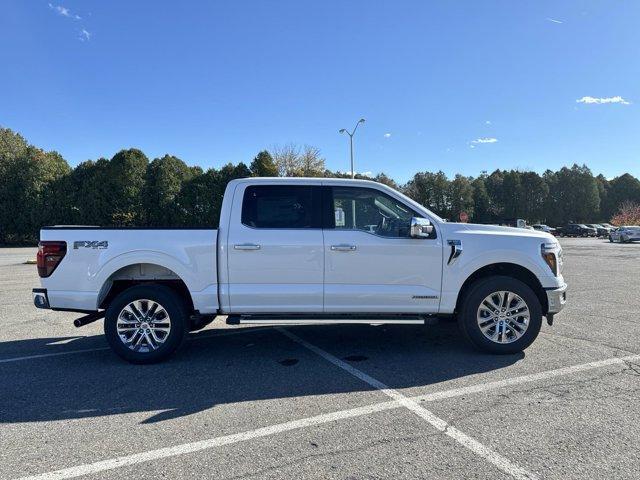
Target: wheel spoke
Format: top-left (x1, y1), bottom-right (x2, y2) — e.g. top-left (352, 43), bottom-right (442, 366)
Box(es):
top-left (152, 307), bottom-right (167, 321)
top-left (147, 302), bottom-right (159, 318)
top-left (144, 331), bottom-right (156, 350)
top-left (503, 291), bottom-right (512, 309)
top-left (125, 329), bottom-right (141, 346)
top-left (150, 328), bottom-right (167, 343)
top-left (508, 321), bottom-right (525, 334)
top-left (478, 304), bottom-right (494, 316)
top-left (480, 322), bottom-right (496, 334)
top-left (117, 314), bottom-right (137, 324)
top-left (117, 325), bottom-right (138, 331)
top-left (489, 328), bottom-right (500, 342)
top-left (130, 303), bottom-right (145, 320)
top-left (494, 292), bottom-right (505, 309)
top-left (484, 295), bottom-right (501, 311)
top-left (505, 323), bottom-right (522, 340)
top-left (134, 330), bottom-right (146, 347)
top-left (507, 300), bottom-right (526, 314)
top-left (122, 305), bottom-right (142, 322)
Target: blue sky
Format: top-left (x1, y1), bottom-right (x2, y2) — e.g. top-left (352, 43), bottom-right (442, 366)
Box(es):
top-left (1, 1), bottom-right (638, 183)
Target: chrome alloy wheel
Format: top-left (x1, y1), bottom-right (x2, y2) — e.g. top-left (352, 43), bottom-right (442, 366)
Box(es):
top-left (476, 291), bottom-right (530, 344)
top-left (116, 299), bottom-right (171, 352)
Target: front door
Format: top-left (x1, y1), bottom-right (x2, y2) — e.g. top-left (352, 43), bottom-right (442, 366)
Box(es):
top-left (323, 185), bottom-right (443, 313)
top-left (227, 183), bottom-right (324, 313)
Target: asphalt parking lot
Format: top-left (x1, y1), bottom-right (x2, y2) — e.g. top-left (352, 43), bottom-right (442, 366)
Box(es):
top-left (1, 238), bottom-right (639, 480)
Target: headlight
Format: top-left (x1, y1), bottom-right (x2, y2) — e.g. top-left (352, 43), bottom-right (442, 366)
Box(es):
top-left (541, 243), bottom-right (559, 276)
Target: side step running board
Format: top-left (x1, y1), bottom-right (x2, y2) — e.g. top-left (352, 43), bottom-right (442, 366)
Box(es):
top-left (226, 314), bottom-right (430, 326)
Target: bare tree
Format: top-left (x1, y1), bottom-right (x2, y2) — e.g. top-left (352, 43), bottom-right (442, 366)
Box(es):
top-left (269, 143), bottom-right (325, 177)
top-left (298, 145), bottom-right (325, 177)
top-left (270, 143), bottom-right (300, 177)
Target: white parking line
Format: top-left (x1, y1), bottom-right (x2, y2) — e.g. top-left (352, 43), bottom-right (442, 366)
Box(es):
top-left (0, 347), bottom-right (111, 364)
top-left (0, 327), bottom-right (271, 364)
top-left (413, 353), bottom-right (640, 403)
top-left (12, 350), bottom-right (640, 480)
top-left (46, 337), bottom-right (85, 346)
top-left (278, 328), bottom-right (539, 480)
top-left (15, 401), bottom-right (401, 480)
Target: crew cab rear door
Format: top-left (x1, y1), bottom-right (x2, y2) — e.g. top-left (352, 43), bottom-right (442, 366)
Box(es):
top-left (322, 185), bottom-right (443, 313)
top-left (226, 182), bottom-right (324, 313)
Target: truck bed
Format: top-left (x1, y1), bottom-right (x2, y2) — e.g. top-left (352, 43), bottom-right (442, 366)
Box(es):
top-left (39, 227), bottom-right (219, 313)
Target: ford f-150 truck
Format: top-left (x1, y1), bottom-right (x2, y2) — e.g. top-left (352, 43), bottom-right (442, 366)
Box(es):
top-left (33, 178), bottom-right (567, 363)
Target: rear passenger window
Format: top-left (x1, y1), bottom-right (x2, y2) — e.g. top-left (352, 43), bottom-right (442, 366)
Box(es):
top-left (241, 185), bottom-right (321, 229)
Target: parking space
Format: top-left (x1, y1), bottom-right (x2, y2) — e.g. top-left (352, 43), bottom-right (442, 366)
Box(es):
top-left (1, 238), bottom-right (639, 479)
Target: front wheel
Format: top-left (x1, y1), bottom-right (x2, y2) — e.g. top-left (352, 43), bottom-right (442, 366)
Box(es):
top-left (458, 276), bottom-right (543, 354)
top-left (104, 284), bottom-right (189, 364)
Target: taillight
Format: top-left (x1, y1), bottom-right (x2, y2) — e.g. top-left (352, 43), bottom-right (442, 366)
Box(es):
top-left (37, 241), bottom-right (67, 278)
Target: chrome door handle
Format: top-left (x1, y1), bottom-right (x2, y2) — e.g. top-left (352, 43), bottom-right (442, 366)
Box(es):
top-left (330, 244), bottom-right (357, 251)
top-left (234, 243), bottom-right (261, 251)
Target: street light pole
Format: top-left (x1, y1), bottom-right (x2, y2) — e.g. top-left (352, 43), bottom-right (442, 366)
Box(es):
top-left (339, 118), bottom-right (365, 179)
top-left (339, 118), bottom-right (366, 228)
top-left (349, 134), bottom-right (354, 179)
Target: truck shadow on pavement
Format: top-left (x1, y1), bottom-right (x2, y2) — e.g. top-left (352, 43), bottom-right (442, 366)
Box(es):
top-left (0, 322), bottom-right (523, 425)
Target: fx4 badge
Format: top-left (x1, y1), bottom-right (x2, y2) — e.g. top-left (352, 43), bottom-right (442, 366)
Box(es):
top-left (74, 240), bottom-right (108, 250)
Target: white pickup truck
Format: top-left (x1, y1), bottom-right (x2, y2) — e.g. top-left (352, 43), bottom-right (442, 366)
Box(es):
top-left (33, 178), bottom-right (567, 363)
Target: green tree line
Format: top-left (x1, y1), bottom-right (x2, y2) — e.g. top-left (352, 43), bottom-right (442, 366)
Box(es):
top-left (1, 127), bottom-right (639, 244)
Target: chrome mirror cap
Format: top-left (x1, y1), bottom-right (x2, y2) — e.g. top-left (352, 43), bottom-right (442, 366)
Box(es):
top-left (410, 217), bottom-right (433, 238)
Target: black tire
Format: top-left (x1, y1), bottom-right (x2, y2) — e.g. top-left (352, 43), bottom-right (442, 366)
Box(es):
top-left (458, 275), bottom-right (543, 354)
top-left (104, 284), bottom-right (189, 364)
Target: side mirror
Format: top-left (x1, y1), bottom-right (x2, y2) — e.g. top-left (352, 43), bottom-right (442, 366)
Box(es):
top-left (410, 217), bottom-right (433, 238)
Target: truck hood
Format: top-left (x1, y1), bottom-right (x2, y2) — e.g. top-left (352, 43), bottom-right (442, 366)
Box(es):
top-left (440, 222), bottom-right (556, 242)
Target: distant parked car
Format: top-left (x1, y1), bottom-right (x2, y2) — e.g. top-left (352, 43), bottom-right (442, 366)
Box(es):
top-left (557, 224), bottom-right (597, 237)
top-left (586, 224), bottom-right (611, 237)
top-left (609, 226), bottom-right (640, 243)
top-left (532, 224), bottom-right (556, 235)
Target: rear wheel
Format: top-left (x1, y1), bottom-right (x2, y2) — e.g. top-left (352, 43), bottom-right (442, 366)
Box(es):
top-left (458, 276), bottom-right (542, 354)
top-left (104, 285), bottom-right (188, 364)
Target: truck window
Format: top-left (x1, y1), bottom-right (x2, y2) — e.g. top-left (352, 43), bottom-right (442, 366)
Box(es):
top-left (329, 187), bottom-right (419, 238)
top-left (241, 185), bottom-right (322, 229)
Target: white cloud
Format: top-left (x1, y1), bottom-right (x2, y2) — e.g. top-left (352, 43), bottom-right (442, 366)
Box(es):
top-left (471, 137), bottom-right (498, 144)
top-left (546, 17), bottom-right (563, 24)
top-left (576, 96), bottom-right (630, 105)
top-left (383, 133), bottom-right (392, 138)
top-left (79, 28), bottom-right (91, 41)
top-left (49, 3), bottom-right (81, 20)
top-left (485, 120), bottom-right (492, 125)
